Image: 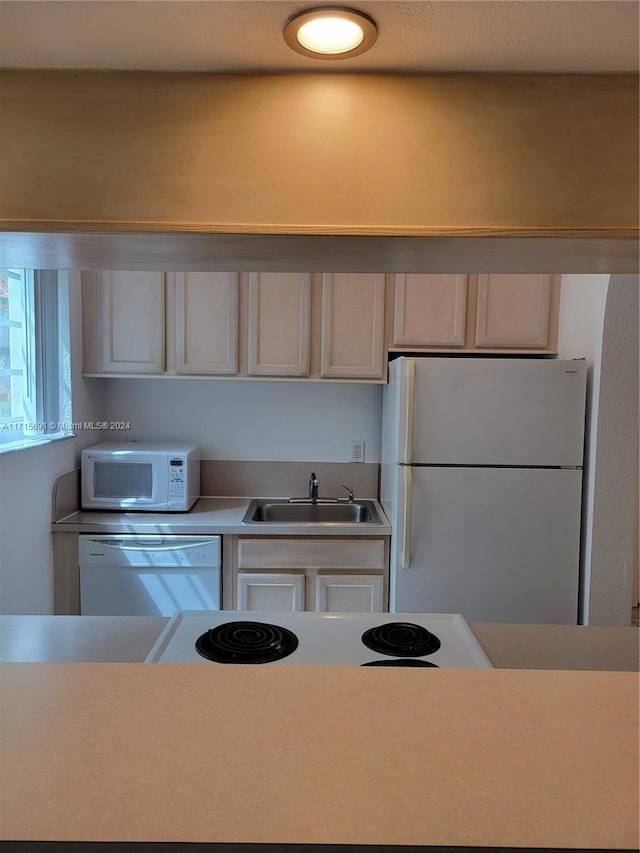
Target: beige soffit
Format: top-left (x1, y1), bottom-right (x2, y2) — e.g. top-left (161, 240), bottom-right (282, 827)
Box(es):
top-left (0, 71), bottom-right (637, 272)
top-left (0, 1), bottom-right (638, 73)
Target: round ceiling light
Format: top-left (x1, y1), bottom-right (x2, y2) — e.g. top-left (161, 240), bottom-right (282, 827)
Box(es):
top-left (283, 7), bottom-right (377, 59)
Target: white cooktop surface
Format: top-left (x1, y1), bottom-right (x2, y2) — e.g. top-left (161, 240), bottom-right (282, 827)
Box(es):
top-left (146, 611), bottom-right (492, 667)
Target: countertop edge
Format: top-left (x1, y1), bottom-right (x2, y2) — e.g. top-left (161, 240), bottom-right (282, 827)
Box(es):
top-left (51, 497), bottom-right (392, 536)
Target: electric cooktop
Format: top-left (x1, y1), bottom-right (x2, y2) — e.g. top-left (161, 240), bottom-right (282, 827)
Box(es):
top-left (145, 611), bottom-right (492, 668)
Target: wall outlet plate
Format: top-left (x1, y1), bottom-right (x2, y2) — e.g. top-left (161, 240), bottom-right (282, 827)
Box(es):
top-left (351, 440), bottom-right (365, 463)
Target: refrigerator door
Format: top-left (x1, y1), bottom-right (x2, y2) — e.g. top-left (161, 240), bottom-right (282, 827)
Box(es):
top-left (390, 466), bottom-right (583, 623)
top-left (396, 357), bottom-right (587, 467)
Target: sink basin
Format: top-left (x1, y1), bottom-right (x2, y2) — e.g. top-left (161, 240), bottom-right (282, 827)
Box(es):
top-left (241, 499), bottom-right (383, 525)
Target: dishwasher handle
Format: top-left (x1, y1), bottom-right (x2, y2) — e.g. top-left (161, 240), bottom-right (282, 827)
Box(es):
top-left (89, 537), bottom-right (165, 549)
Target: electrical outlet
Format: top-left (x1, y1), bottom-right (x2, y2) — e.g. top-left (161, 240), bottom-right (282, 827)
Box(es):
top-left (351, 440), bottom-right (365, 463)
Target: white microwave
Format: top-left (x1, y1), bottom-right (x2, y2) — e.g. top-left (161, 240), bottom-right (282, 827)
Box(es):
top-left (81, 442), bottom-right (200, 512)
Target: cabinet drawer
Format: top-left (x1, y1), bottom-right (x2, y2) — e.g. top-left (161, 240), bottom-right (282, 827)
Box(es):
top-left (237, 538), bottom-right (386, 570)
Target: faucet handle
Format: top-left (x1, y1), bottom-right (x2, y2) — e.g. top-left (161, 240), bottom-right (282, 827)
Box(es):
top-left (341, 484), bottom-right (354, 503)
top-left (309, 472), bottom-right (319, 502)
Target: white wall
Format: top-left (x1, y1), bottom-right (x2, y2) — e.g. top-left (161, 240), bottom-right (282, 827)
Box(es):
top-left (588, 275), bottom-right (639, 625)
top-left (103, 379), bottom-right (383, 463)
top-left (557, 274), bottom-right (609, 623)
top-left (0, 273), bottom-right (105, 614)
top-left (557, 273), bottom-right (639, 625)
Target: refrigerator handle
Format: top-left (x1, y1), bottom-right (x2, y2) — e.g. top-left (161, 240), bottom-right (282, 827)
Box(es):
top-left (402, 358), bottom-right (415, 464)
top-left (401, 465), bottom-right (412, 569)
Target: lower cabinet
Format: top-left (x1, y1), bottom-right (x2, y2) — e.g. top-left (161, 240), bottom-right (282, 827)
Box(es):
top-left (231, 536), bottom-right (389, 613)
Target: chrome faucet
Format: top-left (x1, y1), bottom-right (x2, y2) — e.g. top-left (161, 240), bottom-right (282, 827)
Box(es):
top-left (340, 484), bottom-right (354, 503)
top-left (308, 472), bottom-right (319, 504)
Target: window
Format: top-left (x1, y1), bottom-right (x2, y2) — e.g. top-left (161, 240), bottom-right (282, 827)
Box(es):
top-left (0, 269), bottom-right (71, 447)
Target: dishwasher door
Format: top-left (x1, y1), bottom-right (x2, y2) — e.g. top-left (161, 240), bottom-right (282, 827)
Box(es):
top-left (79, 534), bottom-right (221, 616)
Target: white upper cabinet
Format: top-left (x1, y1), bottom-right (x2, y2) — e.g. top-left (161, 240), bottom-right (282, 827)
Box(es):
top-left (99, 271), bottom-right (165, 373)
top-left (84, 269), bottom-right (561, 378)
top-left (392, 274), bottom-right (468, 347)
top-left (389, 273), bottom-right (559, 353)
top-left (175, 272), bottom-right (239, 375)
top-left (475, 274), bottom-right (554, 348)
top-left (320, 273), bottom-right (386, 379)
top-left (247, 273), bottom-right (311, 377)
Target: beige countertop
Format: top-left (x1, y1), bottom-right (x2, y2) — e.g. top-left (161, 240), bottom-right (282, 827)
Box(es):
top-left (52, 496), bottom-right (392, 536)
top-left (0, 615), bottom-right (167, 663)
top-left (1, 615), bottom-right (638, 671)
top-left (1, 662), bottom-right (638, 850)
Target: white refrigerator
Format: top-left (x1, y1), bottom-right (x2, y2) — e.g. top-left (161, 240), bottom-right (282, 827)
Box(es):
top-left (381, 357), bottom-right (587, 624)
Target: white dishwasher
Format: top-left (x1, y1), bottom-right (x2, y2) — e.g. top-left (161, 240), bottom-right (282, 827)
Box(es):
top-left (79, 534), bottom-right (221, 616)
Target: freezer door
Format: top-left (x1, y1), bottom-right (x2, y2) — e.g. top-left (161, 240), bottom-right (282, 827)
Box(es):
top-left (407, 357), bottom-right (587, 466)
top-left (391, 466), bottom-right (583, 624)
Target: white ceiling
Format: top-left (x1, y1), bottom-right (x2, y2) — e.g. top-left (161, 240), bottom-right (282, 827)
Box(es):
top-left (0, 0), bottom-right (638, 73)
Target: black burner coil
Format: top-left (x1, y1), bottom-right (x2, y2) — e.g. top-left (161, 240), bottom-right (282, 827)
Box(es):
top-left (195, 620), bottom-right (298, 664)
top-left (361, 622), bottom-right (441, 657)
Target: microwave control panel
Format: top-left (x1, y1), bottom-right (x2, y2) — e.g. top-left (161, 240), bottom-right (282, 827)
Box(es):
top-left (168, 457), bottom-right (186, 499)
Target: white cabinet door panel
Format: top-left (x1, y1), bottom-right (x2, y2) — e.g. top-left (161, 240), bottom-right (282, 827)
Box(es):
top-left (475, 274), bottom-right (552, 348)
top-left (247, 273), bottom-right (311, 376)
top-left (99, 271), bottom-right (165, 373)
top-left (237, 573), bottom-right (305, 612)
top-left (175, 272), bottom-right (238, 374)
top-left (320, 273), bottom-right (385, 378)
top-left (315, 575), bottom-right (383, 613)
top-left (393, 274), bottom-right (467, 347)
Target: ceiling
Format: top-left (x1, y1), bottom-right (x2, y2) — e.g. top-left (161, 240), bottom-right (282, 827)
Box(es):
top-left (0, 0), bottom-right (638, 74)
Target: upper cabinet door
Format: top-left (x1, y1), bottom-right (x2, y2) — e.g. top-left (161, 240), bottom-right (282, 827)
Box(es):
top-left (175, 272), bottom-right (239, 375)
top-left (392, 274), bottom-right (468, 347)
top-left (247, 273), bottom-right (311, 376)
top-left (99, 271), bottom-right (165, 373)
top-left (475, 274), bottom-right (554, 348)
top-left (320, 273), bottom-right (386, 379)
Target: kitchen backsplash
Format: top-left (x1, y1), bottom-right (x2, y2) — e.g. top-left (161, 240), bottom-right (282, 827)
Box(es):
top-left (199, 460), bottom-right (378, 499)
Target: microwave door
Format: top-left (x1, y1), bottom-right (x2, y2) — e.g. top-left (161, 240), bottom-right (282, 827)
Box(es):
top-left (86, 457), bottom-right (166, 510)
top-left (94, 460), bottom-right (153, 499)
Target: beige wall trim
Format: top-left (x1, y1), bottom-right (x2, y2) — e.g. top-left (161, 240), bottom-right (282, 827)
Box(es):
top-left (0, 71), bottom-right (637, 272)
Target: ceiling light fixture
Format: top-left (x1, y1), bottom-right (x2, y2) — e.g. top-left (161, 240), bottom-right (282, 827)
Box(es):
top-left (283, 7), bottom-right (377, 59)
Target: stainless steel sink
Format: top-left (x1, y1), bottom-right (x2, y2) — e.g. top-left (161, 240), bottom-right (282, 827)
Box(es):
top-left (241, 499), bottom-right (383, 525)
